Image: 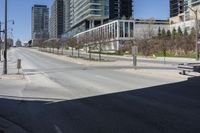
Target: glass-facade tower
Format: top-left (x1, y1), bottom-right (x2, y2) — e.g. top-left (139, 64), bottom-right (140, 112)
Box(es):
top-left (170, 0), bottom-right (184, 17)
top-left (63, 0), bottom-right (109, 37)
top-left (63, 0), bottom-right (133, 38)
top-left (109, 0), bottom-right (133, 20)
top-left (32, 5), bottom-right (49, 39)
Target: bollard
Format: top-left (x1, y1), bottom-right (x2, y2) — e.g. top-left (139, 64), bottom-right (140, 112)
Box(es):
top-left (17, 59), bottom-right (21, 74)
top-left (132, 46), bottom-right (138, 69)
top-left (133, 55), bottom-right (137, 67)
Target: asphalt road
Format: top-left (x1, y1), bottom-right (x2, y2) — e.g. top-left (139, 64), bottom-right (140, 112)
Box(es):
top-left (0, 48), bottom-right (199, 133)
top-left (10, 48), bottom-right (182, 100)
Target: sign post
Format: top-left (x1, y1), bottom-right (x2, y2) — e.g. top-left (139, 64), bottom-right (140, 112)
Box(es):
top-left (132, 46), bottom-right (138, 69)
top-left (17, 59), bottom-right (21, 74)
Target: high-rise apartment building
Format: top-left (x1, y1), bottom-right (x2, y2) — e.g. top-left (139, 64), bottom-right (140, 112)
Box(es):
top-left (170, 0), bottom-right (200, 33)
top-left (109, 0), bottom-right (133, 20)
top-left (64, 0), bottom-right (70, 32)
top-left (63, 0), bottom-right (109, 35)
top-left (170, 0), bottom-right (184, 18)
top-left (184, 0), bottom-right (200, 20)
top-left (32, 5), bottom-right (49, 40)
top-left (50, 0), bottom-right (64, 38)
top-left (63, 0), bottom-right (133, 37)
top-left (170, 0), bottom-right (200, 23)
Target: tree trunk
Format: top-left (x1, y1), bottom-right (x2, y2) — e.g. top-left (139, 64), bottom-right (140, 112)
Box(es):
top-left (99, 43), bottom-right (102, 61)
top-left (72, 47), bottom-right (74, 56)
top-left (89, 47), bottom-right (91, 60)
top-left (78, 48), bottom-right (80, 58)
top-left (62, 46), bottom-right (64, 55)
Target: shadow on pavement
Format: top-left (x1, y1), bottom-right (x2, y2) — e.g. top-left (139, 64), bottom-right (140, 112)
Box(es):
top-left (0, 77), bottom-right (199, 133)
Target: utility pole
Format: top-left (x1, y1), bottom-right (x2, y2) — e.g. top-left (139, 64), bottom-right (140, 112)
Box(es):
top-left (3, 0), bottom-right (8, 74)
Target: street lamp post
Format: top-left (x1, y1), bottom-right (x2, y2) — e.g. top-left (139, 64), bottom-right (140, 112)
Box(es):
top-left (3, 0), bottom-right (7, 74)
top-left (0, 20), bottom-right (14, 63)
top-left (188, 6), bottom-right (199, 60)
top-left (195, 10), bottom-right (199, 61)
top-left (0, 22), bottom-right (2, 61)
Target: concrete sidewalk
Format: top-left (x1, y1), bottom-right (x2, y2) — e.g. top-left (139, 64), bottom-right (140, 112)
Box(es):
top-left (0, 49), bottom-right (26, 97)
top-left (0, 49), bottom-right (24, 80)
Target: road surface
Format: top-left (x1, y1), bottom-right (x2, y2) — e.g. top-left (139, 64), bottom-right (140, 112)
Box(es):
top-left (0, 48), bottom-right (199, 133)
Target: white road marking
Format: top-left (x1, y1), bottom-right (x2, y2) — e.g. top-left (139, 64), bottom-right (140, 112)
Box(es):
top-left (54, 125), bottom-right (63, 133)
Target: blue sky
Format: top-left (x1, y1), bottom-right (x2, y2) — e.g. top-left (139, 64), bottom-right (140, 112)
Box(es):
top-left (0, 0), bottom-right (169, 43)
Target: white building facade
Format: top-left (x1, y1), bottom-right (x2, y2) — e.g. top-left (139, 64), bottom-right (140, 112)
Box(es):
top-left (75, 20), bottom-right (135, 51)
top-left (74, 19), bottom-right (169, 51)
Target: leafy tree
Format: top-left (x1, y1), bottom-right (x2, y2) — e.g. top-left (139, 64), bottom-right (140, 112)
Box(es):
top-left (178, 26), bottom-right (183, 36)
top-left (158, 27), bottom-right (162, 37)
top-left (172, 28), bottom-right (177, 38)
top-left (28, 40), bottom-right (32, 47)
top-left (161, 28), bottom-right (166, 37)
top-left (190, 27), bottom-right (196, 37)
top-left (167, 30), bottom-right (171, 38)
top-left (15, 39), bottom-right (22, 47)
top-left (184, 28), bottom-right (188, 36)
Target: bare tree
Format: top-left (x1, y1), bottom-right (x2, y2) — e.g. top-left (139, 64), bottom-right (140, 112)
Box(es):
top-left (66, 37), bottom-right (77, 57)
top-left (76, 36), bottom-right (85, 58)
top-left (92, 30), bottom-right (104, 61)
top-left (59, 38), bottom-right (67, 55)
top-left (33, 39), bottom-right (45, 51)
top-left (52, 38), bottom-right (61, 54)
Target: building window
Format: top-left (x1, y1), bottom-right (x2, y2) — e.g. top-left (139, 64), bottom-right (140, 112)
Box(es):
top-left (130, 22), bottom-right (134, 37)
top-left (115, 22), bottom-right (117, 38)
top-left (120, 22), bottom-right (124, 37)
top-left (112, 23), bottom-right (115, 38)
top-left (107, 25), bottom-right (109, 39)
top-left (125, 22), bottom-right (128, 37)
